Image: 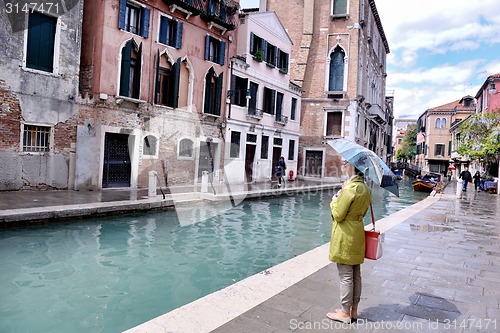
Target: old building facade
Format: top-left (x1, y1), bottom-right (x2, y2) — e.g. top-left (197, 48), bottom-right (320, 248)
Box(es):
top-left (416, 96), bottom-right (475, 176)
top-left (225, 10), bottom-right (301, 184)
top-left (77, 0), bottom-right (239, 190)
top-left (265, 0), bottom-right (392, 181)
top-left (0, 2), bottom-right (84, 190)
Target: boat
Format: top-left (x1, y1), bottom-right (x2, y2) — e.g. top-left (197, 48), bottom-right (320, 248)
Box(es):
top-left (412, 179), bottom-right (436, 192)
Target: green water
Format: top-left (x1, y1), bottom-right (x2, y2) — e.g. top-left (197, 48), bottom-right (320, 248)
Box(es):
top-left (0, 178), bottom-right (427, 333)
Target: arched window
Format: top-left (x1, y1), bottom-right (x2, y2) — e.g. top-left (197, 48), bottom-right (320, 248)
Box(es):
top-left (435, 118), bottom-right (441, 128)
top-left (328, 46), bottom-right (345, 91)
top-left (119, 40), bottom-right (142, 99)
top-left (178, 138), bottom-right (193, 158)
top-left (204, 68), bottom-right (223, 115)
top-left (143, 135), bottom-right (157, 156)
top-left (441, 118), bottom-right (446, 128)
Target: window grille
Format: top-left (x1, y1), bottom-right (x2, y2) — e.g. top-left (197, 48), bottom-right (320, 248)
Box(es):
top-left (23, 125), bottom-right (50, 152)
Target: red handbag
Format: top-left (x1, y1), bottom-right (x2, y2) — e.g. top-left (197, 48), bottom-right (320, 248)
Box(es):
top-left (365, 202), bottom-right (383, 260)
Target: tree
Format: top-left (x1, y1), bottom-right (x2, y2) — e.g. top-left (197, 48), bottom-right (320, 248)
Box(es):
top-left (457, 112), bottom-right (500, 161)
top-left (396, 125), bottom-right (417, 162)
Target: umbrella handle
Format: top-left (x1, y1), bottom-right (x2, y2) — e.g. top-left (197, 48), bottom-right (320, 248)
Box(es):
top-left (370, 202), bottom-right (375, 231)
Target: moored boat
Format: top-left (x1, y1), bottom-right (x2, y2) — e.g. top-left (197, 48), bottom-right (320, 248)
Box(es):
top-left (412, 179), bottom-right (436, 192)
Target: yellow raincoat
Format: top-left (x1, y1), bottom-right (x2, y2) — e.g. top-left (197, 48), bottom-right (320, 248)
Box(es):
top-left (329, 175), bottom-right (371, 265)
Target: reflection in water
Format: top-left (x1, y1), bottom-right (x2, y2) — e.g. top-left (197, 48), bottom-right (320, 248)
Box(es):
top-left (0, 178), bottom-right (426, 333)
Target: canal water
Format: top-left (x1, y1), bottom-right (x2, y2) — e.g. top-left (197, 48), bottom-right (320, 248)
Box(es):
top-left (0, 177), bottom-right (427, 333)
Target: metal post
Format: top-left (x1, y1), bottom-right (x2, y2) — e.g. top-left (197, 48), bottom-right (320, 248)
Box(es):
top-left (456, 178), bottom-right (462, 199)
top-left (148, 171), bottom-right (157, 198)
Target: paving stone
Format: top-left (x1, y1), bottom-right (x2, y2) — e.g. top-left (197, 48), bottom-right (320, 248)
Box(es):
top-left (261, 293), bottom-right (313, 317)
top-left (241, 304), bottom-right (301, 332)
top-left (397, 303), bottom-right (461, 322)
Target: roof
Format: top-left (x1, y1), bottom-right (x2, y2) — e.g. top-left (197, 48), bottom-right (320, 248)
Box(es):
top-left (427, 99), bottom-right (475, 113)
top-left (475, 73), bottom-right (500, 99)
top-left (369, 0), bottom-right (390, 53)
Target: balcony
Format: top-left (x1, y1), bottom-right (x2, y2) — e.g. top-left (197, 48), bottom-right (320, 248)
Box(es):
top-left (164, 0), bottom-right (238, 31)
top-left (366, 103), bottom-right (386, 125)
top-left (247, 107), bottom-right (263, 120)
top-left (275, 114), bottom-right (288, 125)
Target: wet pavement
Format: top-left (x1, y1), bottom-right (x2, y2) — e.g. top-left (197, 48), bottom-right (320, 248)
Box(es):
top-left (207, 181), bottom-right (500, 333)
top-left (1, 180), bottom-right (499, 332)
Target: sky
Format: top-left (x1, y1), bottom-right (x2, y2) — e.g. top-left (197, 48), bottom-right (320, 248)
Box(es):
top-left (239, 0), bottom-right (500, 119)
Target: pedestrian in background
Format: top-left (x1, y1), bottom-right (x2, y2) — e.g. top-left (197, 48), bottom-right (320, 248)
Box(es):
top-left (473, 171), bottom-right (481, 192)
top-left (275, 156), bottom-right (287, 187)
top-left (327, 168), bottom-right (372, 323)
top-left (459, 167), bottom-right (472, 192)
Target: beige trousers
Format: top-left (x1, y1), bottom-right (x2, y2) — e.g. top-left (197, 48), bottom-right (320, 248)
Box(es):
top-left (336, 263), bottom-right (361, 314)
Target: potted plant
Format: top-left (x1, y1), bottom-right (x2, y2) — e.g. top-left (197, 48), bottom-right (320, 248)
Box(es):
top-left (254, 49), bottom-right (263, 62)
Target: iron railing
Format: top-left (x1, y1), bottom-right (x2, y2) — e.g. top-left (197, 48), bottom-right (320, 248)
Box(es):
top-left (165, 0), bottom-right (237, 30)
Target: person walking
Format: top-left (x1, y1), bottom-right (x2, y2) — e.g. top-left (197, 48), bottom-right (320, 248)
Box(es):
top-left (327, 169), bottom-right (372, 323)
top-left (473, 171), bottom-right (481, 192)
top-left (459, 167), bottom-right (472, 192)
top-left (275, 156), bottom-right (287, 187)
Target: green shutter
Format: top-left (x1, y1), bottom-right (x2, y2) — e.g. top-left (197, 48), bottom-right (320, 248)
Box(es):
top-left (154, 50), bottom-right (160, 104)
top-left (218, 41), bottom-right (226, 65)
top-left (215, 72), bottom-right (223, 116)
top-left (141, 8), bottom-right (150, 38)
top-left (133, 43), bottom-right (142, 99)
top-left (119, 41), bottom-right (132, 97)
top-left (333, 0), bottom-right (348, 15)
top-left (270, 90), bottom-right (276, 115)
top-left (170, 58), bottom-right (181, 108)
top-left (204, 35), bottom-right (210, 61)
top-left (204, 69), bottom-right (213, 114)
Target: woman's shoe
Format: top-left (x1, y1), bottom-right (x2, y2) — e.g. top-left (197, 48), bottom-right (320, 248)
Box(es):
top-left (350, 308), bottom-right (358, 320)
top-left (326, 309), bottom-right (351, 323)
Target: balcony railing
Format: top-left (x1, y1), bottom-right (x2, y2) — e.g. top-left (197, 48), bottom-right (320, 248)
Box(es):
top-left (165, 0), bottom-right (237, 30)
top-left (275, 114), bottom-right (288, 125)
top-left (367, 103), bottom-right (386, 124)
top-left (247, 107), bottom-right (263, 119)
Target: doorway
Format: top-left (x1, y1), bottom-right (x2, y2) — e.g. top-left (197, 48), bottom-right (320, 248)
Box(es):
top-left (245, 144), bottom-right (256, 182)
top-left (271, 147), bottom-right (282, 180)
top-left (102, 133), bottom-right (131, 188)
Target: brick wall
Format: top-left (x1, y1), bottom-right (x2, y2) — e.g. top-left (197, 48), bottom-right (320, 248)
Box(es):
top-left (0, 80), bottom-right (21, 150)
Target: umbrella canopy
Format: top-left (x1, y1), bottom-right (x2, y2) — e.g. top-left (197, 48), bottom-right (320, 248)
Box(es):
top-left (327, 138), bottom-right (399, 197)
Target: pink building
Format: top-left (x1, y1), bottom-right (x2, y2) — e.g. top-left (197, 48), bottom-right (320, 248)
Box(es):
top-left (475, 73), bottom-right (500, 114)
top-left (77, 0), bottom-right (239, 190)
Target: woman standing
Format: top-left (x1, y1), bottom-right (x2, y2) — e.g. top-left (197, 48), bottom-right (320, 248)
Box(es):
top-left (327, 170), bottom-right (372, 323)
top-left (473, 171), bottom-right (481, 192)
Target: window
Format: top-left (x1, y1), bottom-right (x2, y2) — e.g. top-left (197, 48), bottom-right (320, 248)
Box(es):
top-left (248, 82), bottom-right (258, 114)
top-left (261, 135), bottom-right (269, 159)
top-left (435, 118), bottom-right (441, 128)
top-left (143, 135), bottom-right (157, 156)
top-left (23, 125), bottom-right (51, 152)
top-left (434, 144), bottom-right (445, 156)
top-left (288, 140), bottom-right (295, 160)
top-left (273, 137), bottom-right (283, 146)
top-left (249, 33), bottom-right (263, 57)
top-left (441, 118), bottom-right (447, 128)
top-left (328, 46), bottom-right (345, 91)
top-left (203, 68), bottom-right (223, 116)
top-left (26, 12), bottom-right (57, 72)
top-left (178, 138), bottom-right (193, 158)
top-left (331, 0), bottom-right (348, 16)
top-left (159, 16), bottom-right (183, 48)
top-left (290, 98), bottom-right (297, 120)
top-left (326, 112), bottom-right (342, 136)
top-left (263, 87), bottom-right (275, 114)
top-left (247, 134), bottom-right (257, 143)
top-left (266, 43), bottom-right (276, 66)
top-left (231, 75), bottom-right (249, 107)
top-left (278, 49), bottom-right (289, 72)
top-left (118, 0), bottom-right (150, 38)
top-left (230, 131), bottom-right (241, 158)
top-left (119, 40), bottom-right (142, 99)
top-left (205, 35), bottom-right (226, 65)
top-left (275, 92), bottom-right (284, 121)
top-left (154, 54), bottom-right (180, 108)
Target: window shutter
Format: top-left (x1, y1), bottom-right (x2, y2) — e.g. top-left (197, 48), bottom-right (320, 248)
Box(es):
top-left (230, 74), bottom-right (236, 104)
top-left (270, 90), bottom-right (276, 115)
top-left (261, 40), bottom-right (267, 61)
top-left (215, 72), bottom-right (223, 116)
top-left (175, 21), bottom-right (183, 49)
top-left (141, 8), bottom-right (150, 38)
top-left (170, 58), bottom-right (181, 108)
top-left (119, 41), bottom-right (132, 97)
top-left (204, 69), bottom-right (213, 113)
top-left (218, 41), bottom-right (226, 65)
top-left (276, 93), bottom-right (283, 117)
top-left (134, 43), bottom-right (142, 99)
top-left (118, 0), bottom-right (126, 30)
top-left (154, 50), bottom-right (160, 104)
top-left (285, 52), bottom-right (289, 71)
top-left (204, 35), bottom-right (210, 61)
top-left (159, 17), bottom-right (168, 44)
top-left (249, 32), bottom-right (255, 55)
